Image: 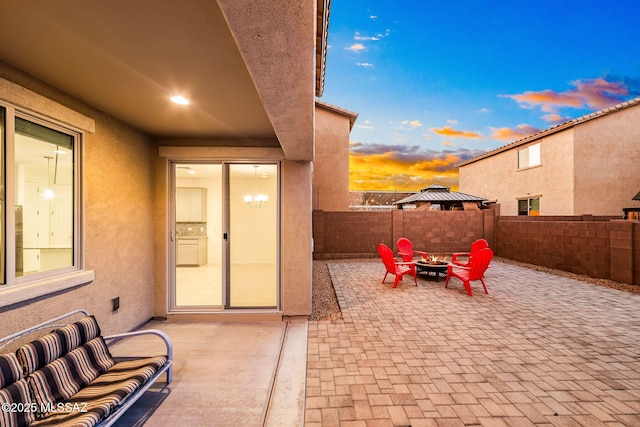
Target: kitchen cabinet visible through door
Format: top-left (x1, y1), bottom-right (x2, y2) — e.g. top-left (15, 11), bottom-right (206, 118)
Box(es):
top-left (173, 164), bottom-right (222, 308)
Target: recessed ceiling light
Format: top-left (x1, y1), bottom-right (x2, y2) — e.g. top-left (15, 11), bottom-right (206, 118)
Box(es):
top-left (170, 95), bottom-right (190, 105)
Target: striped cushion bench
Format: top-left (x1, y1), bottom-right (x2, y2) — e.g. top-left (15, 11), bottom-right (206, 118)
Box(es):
top-left (0, 311), bottom-right (173, 427)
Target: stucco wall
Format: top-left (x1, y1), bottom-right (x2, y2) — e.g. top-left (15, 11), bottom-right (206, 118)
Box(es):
top-left (459, 129), bottom-right (575, 215)
top-left (573, 104), bottom-right (640, 216)
top-left (313, 105), bottom-right (351, 211)
top-left (281, 160), bottom-right (312, 315)
top-left (152, 147), bottom-right (312, 317)
top-left (0, 63), bottom-right (156, 337)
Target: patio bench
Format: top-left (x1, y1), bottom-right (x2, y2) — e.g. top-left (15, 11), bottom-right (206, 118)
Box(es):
top-left (0, 310), bottom-right (172, 427)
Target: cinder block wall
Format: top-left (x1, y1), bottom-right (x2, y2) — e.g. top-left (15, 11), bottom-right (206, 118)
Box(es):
top-left (497, 216), bottom-right (612, 278)
top-left (313, 209), bottom-right (638, 286)
top-left (312, 209), bottom-right (494, 259)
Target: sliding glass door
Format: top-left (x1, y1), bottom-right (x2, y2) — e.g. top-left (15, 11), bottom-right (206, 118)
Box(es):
top-left (171, 162), bottom-right (278, 311)
top-left (228, 164), bottom-right (278, 308)
top-left (174, 164), bottom-right (223, 308)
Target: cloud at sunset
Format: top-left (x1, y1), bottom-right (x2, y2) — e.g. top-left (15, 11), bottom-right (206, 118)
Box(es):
top-left (429, 126), bottom-right (482, 139)
top-left (489, 124), bottom-right (541, 142)
top-left (541, 113), bottom-right (567, 123)
top-left (503, 78), bottom-right (629, 114)
top-left (349, 142), bottom-right (485, 190)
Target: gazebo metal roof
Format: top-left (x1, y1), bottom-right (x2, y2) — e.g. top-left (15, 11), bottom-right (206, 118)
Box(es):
top-left (633, 190), bottom-right (640, 201)
top-left (394, 184), bottom-right (487, 204)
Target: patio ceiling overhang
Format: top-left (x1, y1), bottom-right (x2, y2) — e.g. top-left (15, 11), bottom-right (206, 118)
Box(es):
top-left (0, 0), bottom-right (323, 161)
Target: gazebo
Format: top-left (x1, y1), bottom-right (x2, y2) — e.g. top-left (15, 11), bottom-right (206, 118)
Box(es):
top-left (394, 184), bottom-right (487, 211)
top-left (623, 190), bottom-right (640, 220)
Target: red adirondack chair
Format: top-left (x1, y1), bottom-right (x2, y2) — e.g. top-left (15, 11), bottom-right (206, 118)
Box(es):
top-left (445, 247), bottom-right (493, 296)
top-left (451, 239), bottom-right (488, 267)
top-left (397, 237), bottom-right (429, 262)
top-left (396, 237), bottom-right (428, 275)
top-left (378, 243), bottom-right (417, 288)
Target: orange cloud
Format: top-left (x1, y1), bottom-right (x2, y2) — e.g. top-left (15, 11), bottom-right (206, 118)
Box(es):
top-left (348, 143), bottom-right (485, 191)
top-left (503, 78), bottom-right (629, 113)
top-left (541, 113), bottom-right (567, 123)
top-left (490, 124), bottom-right (540, 142)
top-left (429, 126), bottom-right (482, 139)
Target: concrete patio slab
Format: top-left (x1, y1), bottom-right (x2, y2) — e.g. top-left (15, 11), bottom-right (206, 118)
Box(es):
top-left (306, 260), bottom-right (640, 426)
top-left (110, 319), bottom-right (307, 427)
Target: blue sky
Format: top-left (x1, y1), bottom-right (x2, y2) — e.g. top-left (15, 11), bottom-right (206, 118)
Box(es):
top-left (320, 0), bottom-right (640, 190)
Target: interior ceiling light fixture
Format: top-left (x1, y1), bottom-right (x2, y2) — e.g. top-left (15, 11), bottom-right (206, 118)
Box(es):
top-left (170, 95), bottom-right (190, 105)
top-left (43, 155), bottom-right (55, 199)
top-left (244, 165), bottom-right (268, 208)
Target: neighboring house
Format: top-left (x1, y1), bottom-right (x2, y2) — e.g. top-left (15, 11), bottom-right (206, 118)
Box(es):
top-left (394, 184), bottom-right (487, 210)
top-left (0, 0), bottom-right (331, 335)
top-left (313, 101), bottom-right (358, 211)
top-left (624, 190), bottom-right (640, 220)
top-left (459, 97), bottom-right (640, 216)
top-left (349, 191), bottom-right (415, 211)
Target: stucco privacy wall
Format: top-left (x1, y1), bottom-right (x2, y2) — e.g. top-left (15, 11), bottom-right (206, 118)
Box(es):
top-left (459, 129), bottom-right (575, 216)
top-left (0, 62), bottom-right (156, 337)
top-left (573, 103), bottom-right (640, 215)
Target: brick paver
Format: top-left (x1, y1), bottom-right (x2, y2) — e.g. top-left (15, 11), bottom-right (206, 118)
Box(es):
top-left (306, 261), bottom-right (640, 426)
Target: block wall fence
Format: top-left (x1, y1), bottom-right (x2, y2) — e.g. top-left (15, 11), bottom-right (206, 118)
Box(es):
top-left (312, 209), bottom-right (639, 286)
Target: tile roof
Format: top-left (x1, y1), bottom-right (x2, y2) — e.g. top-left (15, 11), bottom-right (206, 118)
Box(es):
top-left (458, 96), bottom-right (640, 167)
top-left (315, 100), bottom-right (359, 129)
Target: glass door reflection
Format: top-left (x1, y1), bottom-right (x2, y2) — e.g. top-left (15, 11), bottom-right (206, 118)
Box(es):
top-left (228, 164), bottom-right (278, 308)
top-left (174, 164), bottom-right (223, 308)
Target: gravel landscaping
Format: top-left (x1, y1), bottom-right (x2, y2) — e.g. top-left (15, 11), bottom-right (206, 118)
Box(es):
top-left (310, 256), bottom-right (640, 321)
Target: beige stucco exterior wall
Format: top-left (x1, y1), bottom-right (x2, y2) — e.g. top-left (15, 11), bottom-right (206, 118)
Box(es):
top-left (459, 129), bottom-right (575, 216)
top-left (313, 105), bottom-right (351, 211)
top-left (573, 104), bottom-right (640, 215)
top-left (0, 63), bottom-right (156, 337)
top-left (280, 160), bottom-right (312, 315)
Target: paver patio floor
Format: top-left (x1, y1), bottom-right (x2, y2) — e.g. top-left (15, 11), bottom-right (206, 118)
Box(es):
top-left (306, 260), bottom-right (640, 426)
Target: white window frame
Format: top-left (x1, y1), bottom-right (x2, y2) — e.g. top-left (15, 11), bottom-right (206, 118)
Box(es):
top-left (518, 143), bottom-right (541, 169)
top-left (0, 101), bottom-right (94, 309)
top-left (518, 197), bottom-right (540, 216)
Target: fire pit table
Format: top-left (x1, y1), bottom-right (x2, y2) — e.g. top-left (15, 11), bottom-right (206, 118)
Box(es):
top-left (415, 259), bottom-right (449, 281)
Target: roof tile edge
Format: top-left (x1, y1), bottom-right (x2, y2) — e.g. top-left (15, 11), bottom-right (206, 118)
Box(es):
top-left (457, 96), bottom-right (640, 167)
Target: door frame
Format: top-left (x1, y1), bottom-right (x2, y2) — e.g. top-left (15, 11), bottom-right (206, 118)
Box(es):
top-left (167, 160), bottom-right (281, 313)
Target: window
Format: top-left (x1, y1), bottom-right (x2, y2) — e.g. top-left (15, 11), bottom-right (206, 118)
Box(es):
top-left (518, 198), bottom-right (540, 216)
top-left (1, 105), bottom-right (80, 287)
top-left (518, 143), bottom-right (540, 169)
